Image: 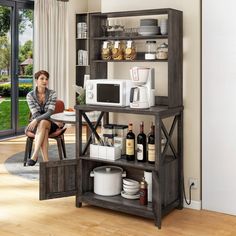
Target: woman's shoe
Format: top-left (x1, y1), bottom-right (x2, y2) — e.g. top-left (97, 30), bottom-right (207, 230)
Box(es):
top-left (27, 158), bottom-right (37, 166)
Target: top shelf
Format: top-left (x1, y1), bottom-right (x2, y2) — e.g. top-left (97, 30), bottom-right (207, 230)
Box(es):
top-left (91, 8), bottom-right (181, 18)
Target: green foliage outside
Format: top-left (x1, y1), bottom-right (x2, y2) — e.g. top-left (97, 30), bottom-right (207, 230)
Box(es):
top-left (0, 7), bottom-right (33, 74)
top-left (0, 7), bottom-right (33, 36)
top-left (0, 83), bottom-right (33, 97)
top-left (25, 64), bottom-right (33, 75)
top-left (0, 37), bottom-right (33, 73)
top-left (0, 6), bottom-right (10, 37)
top-left (0, 98), bottom-right (30, 130)
top-left (0, 75), bottom-right (9, 82)
top-left (19, 40), bottom-right (33, 63)
top-left (0, 7), bottom-right (33, 131)
top-left (18, 75), bottom-right (33, 78)
top-left (0, 35), bottom-right (10, 74)
top-left (0, 75), bottom-right (33, 82)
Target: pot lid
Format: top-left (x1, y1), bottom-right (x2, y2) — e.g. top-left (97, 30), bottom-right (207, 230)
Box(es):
top-left (93, 166), bottom-right (123, 174)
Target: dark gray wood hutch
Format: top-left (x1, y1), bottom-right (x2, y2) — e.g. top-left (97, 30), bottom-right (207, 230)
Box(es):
top-left (39, 8), bottom-right (183, 229)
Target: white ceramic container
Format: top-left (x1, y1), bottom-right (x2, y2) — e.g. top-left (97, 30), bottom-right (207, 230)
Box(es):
top-left (90, 166), bottom-right (126, 196)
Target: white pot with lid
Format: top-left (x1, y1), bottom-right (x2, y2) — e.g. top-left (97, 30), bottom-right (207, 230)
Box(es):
top-left (90, 166), bottom-right (126, 196)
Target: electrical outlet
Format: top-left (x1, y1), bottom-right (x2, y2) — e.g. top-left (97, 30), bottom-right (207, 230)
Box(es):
top-left (189, 178), bottom-right (198, 189)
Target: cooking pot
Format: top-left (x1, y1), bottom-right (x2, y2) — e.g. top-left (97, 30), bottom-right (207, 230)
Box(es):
top-left (90, 166), bottom-right (126, 196)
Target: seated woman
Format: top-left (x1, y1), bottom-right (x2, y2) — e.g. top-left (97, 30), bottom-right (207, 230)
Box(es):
top-left (26, 70), bottom-right (63, 166)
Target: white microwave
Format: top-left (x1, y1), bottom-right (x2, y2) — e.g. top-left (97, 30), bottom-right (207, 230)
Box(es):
top-left (85, 79), bottom-right (133, 107)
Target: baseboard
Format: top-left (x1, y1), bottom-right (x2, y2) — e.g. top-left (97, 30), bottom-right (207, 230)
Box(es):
top-left (184, 200), bottom-right (202, 210)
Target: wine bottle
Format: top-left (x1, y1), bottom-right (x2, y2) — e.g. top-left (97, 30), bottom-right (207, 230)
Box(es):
top-left (126, 123), bottom-right (135, 161)
top-left (137, 121), bottom-right (146, 162)
top-left (148, 123), bottom-right (155, 164)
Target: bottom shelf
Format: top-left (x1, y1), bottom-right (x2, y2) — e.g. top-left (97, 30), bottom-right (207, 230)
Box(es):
top-left (80, 192), bottom-right (154, 219)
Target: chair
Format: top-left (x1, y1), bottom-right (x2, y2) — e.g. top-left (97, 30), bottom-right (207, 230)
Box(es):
top-left (23, 99), bottom-right (67, 166)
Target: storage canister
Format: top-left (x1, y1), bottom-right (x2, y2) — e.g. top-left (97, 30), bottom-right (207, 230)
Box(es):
top-left (101, 41), bottom-right (112, 60)
top-left (156, 43), bottom-right (168, 59)
top-left (112, 40), bottom-right (124, 60)
top-left (145, 41), bottom-right (156, 60)
top-left (124, 40), bottom-right (136, 60)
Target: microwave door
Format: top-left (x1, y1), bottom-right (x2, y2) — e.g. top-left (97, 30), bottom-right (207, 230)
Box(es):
top-left (97, 84), bottom-right (120, 104)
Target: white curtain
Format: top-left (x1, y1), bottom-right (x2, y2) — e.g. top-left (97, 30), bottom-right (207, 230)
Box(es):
top-left (34, 0), bottom-right (68, 104)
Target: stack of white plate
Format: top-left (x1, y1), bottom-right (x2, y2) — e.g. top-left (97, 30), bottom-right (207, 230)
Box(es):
top-left (121, 178), bottom-right (140, 199)
top-left (139, 18), bottom-right (158, 36)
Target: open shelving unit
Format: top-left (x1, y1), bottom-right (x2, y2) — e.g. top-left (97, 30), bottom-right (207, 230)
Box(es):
top-left (39, 8), bottom-right (183, 230)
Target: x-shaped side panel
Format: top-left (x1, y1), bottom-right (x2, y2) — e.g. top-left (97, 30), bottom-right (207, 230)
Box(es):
top-left (160, 115), bottom-right (178, 159)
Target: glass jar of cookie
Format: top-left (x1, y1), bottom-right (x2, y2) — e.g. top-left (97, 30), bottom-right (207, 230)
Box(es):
top-left (101, 41), bottom-right (112, 60)
top-left (111, 40), bottom-right (124, 60)
top-left (124, 40), bottom-right (136, 60)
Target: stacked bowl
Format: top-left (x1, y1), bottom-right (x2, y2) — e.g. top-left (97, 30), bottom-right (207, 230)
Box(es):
top-left (139, 19), bottom-right (159, 36)
top-left (121, 178), bottom-right (140, 199)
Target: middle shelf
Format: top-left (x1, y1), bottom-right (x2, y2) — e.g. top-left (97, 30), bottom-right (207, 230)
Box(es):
top-left (92, 35), bottom-right (168, 40)
top-left (92, 58), bottom-right (167, 63)
top-left (79, 155), bottom-right (176, 171)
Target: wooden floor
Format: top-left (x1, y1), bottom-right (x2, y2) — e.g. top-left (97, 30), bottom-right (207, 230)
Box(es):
top-left (0, 126), bottom-right (236, 236)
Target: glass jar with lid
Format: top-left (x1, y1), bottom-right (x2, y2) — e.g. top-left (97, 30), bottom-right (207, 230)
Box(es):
top-left (112, 40), bottom-right (124, 60)
top-left (101, 41), bottom-right (112, 60)
top-left (145, 41), bottom-right (156, 60)
top-left (156, 42), bottom-right (168, 59)
top-left (124, 40), bottom-right (136, 60)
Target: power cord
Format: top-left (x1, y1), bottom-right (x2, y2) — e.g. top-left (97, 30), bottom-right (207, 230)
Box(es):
top-left (183, 181), bottom-right (194, 205)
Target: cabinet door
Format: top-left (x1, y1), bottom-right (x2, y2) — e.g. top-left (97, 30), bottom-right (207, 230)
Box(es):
top-left (39, 159), bottom-right (78, 200)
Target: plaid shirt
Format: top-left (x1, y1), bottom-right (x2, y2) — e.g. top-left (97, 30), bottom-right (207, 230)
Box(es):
top-left (26, 87), bottom-right (57, 121)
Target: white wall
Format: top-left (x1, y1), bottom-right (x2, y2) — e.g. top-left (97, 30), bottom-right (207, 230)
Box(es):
top-left (67, 0), bottom-right (88, 108)
top-left (102, 0), bottom-right (201, 204)
top-left (88, 0), bottom-right (101, 12)
top-left (202, 0), bottom-right (236, 215)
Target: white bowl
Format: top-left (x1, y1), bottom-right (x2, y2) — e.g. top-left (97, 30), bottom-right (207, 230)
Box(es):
top-left (139, 26), bottom-right (158, 33)
top-left (140, 19), bottom-right (158, 27)
top-left (123, 187), bottom-right (139, 195)
top-left (123, 178), bottom-right (140, 187)
top-left (123, 183), bottom-right (140, 189)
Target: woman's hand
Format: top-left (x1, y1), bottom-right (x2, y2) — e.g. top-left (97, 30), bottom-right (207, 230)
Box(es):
top-left (27, 119), bottom-right (38, 131)
top-left (54, 121), bottom-right (64, 128)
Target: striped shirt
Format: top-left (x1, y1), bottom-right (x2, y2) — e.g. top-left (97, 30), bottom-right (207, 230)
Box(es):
top-left (26, 87), bottom-right (57, 122)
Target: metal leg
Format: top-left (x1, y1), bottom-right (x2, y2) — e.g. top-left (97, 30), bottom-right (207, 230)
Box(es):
top-left (56, 137), bottom-right (63, 160)
top-left (61, 135), bottom-right (67, 158)
top-left (28, 138), bottom-right (33, 159)
top-left (24, 137), bottom-right (33, 166)
top-left (177, 111), bottom-right (184, 209)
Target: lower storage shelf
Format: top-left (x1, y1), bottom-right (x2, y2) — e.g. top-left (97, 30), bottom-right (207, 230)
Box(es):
top-left (80, 192), bottom-right (154, 219)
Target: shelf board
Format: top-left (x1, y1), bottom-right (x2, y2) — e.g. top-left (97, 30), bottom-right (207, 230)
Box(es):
top-left (76, 37), bottom-right (89, 40)
top-left (92, 35), bottom-right (168, 40)
top-left (92, 52), bottom-right (167, 63)
top-left (80, 156), bottom-right (156, 171)
top-left (76, 104), bottom-right (183, 116)
top-left (81, 192), bottom-right (154, 219)
top-left (93, 59), bottom-right (167, 63)
top-left (76, 65), bottom-right (90, 67)
top-left (91, 8), bottom-right (178, 17)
